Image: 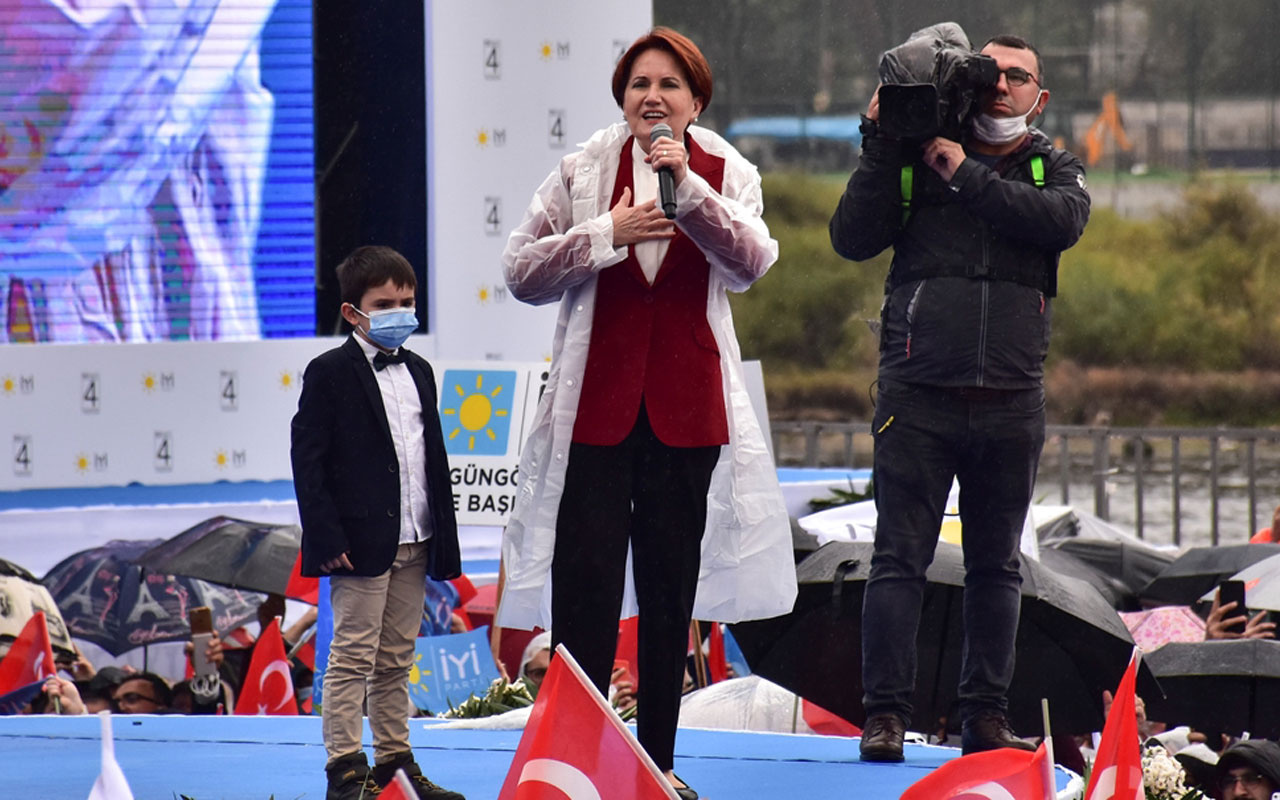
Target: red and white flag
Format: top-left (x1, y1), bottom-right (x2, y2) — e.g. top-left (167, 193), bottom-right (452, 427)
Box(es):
top-left (233, 618), bottom-right (297, 715)
top-left (498, 644), bottom-right (678, 800)
top-left (377, 768), bottom-right (418, 800)
top-left (0, 610), bottom-right (57, 694)
top-left (1084, 650), bottom-right (1144, 800)
top-left (901, 740), bottom-right (1055, 800)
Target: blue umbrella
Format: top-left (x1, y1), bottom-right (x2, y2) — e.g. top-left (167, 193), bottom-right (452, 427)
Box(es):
top-left (42, 539), bottom-right (263, 656)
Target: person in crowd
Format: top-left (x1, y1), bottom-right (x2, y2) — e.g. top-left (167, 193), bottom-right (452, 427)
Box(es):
top-left (291, 245), bottom-right (463, 800)
top-left (830, 33), bottom-right (1090, 762)
top-left (1216, 739), bottom-right (1280, 800)
top-left (112, 672), bottom-right (173, 713)
top-left (1204, 586), bottom-right (1276, 640)
top-left (499, 27), bottom-right (795, 800)
top-left (518, 632), bottom-right (552, 691)
top-left (1248, 503), bottom-right (1280, 543)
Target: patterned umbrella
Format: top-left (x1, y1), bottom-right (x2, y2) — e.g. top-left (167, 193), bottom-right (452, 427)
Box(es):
top-left (42, 539), bottom-right (262, 656)
top-left (1119, 606), bottom-right (1206, 652)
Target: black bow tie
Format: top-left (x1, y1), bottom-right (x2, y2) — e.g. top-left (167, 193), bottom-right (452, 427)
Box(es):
top-left (372, 350), bottom-right (407, 371)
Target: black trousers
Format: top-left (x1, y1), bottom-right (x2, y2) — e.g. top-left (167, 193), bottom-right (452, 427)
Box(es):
top-left (552, 406), bottom-right (721, 771)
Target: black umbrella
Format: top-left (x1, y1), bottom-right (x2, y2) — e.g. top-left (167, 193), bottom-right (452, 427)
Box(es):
top-left (42, 539), bottom-right (263, 655)
top-left (1144, 639), bottom-right (1280, 738)
top-left (732, 541), bottom-right (1153, 735)
top-left (1038, 547), bottom-right (1129, 609)
top-left (1041, 537), bottom-right (1175, 611)
top-left (1194, 553), bottom-right (1280, 613)
top-left (1141, 544), bottom-right (1280, 606)
top-left (133, 516), bottom-right (303, 597)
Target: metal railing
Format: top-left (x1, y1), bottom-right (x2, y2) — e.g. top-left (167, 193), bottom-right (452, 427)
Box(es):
top-left (769, 421), bottom-right (1280, 546)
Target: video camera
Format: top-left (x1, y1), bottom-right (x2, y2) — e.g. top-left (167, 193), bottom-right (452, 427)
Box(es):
top-left (876, 22), bottom-right (998, 142)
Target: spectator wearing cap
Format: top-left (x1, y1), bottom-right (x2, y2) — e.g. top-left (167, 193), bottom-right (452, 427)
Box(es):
top-left (1217, 739), bottom-right (1280, 800)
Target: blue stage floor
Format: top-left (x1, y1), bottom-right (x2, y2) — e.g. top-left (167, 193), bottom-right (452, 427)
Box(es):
top-left (2, 714), bottom-right (1080, 799)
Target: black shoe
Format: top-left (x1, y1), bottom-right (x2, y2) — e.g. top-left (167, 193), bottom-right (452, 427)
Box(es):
top-left (960, 709), bottom-right (1037, 755)
top-left (859, 713), bottom-right (906, 762)
top-left (326, 752), bottom-right (381, 800)
top-left (373, 751), bottom-right (465, 800)
top-left (669, 774), bottom-right (698, 800)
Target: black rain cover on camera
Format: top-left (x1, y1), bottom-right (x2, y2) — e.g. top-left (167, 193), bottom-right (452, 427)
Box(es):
top-left (876, 22), bottom-right (989, 141)
top-left (878, 22), bottom-right (972, 85)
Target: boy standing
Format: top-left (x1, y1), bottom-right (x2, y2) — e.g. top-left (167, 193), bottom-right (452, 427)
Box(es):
top-left (291, 246), bottom-right (464, 800)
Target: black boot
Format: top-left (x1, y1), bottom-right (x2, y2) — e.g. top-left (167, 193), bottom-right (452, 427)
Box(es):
top-left (326, 752), bottom-right (381, 800)
top-left (372, 751), bottom-right (466, 800)
top-left (859, 713), bottom-right (907, 762)
top-left (960, 709), bottom-right (1037, 755)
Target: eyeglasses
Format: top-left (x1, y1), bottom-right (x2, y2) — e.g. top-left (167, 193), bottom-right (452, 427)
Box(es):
top-left (998, 67), bottom-right (1041, 88)
top-left (115, 692), bottom-right (158, 705)
top-left (1219, 771), bottom-right (1266, 791)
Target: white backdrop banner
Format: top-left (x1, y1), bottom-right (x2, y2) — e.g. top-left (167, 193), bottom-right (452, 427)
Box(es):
top-left (0, 336), bottom-right (548, 526)
top-left (424, 0), bottom-right (652, 361)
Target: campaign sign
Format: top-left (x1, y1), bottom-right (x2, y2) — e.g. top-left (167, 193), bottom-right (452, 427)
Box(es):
top-left (407, 626), bottom-right (502, 714)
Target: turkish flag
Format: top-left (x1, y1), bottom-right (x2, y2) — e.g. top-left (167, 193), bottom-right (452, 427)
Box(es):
top-left (1083, 651), bottom-right (1144, 800)
top-left (498, 644), bottom-right (677, 800)
top-left (708, 623), bottom-right (728, 684)
top-left (234, 618), bottom-right (297, 715)
top-left (378, 768), bottom-right (417, 800)
top-left (901, 741), bottom-right (1054, 800)
top-left (0, 611), bottom-right (57, 694)
top-left (801, 699), bottom-right (860, 737)
top-left (285, 552), bottom-right (319, 604)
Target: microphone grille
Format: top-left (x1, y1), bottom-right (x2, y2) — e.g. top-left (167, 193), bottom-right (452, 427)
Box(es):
top-left (649, 122), bottom-right (674, 140)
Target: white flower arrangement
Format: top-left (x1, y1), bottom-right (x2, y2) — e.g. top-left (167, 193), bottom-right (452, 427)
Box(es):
top-left (1141, 744), bottom-right (1207, 800)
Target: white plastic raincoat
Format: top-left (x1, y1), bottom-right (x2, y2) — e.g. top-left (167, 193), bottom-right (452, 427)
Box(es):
top-left (496, 121), bottom-right (797, 631)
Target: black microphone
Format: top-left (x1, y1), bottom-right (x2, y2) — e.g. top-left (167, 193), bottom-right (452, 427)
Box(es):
top-left (650, 122), bottom-right (678, 219)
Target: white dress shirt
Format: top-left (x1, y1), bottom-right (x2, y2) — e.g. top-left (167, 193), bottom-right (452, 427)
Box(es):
top-left (631, 138), bottom-right (671, 284)
top-left (353, 332), bottom-right (432, 544)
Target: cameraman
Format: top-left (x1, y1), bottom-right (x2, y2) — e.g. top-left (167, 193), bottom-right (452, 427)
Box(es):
top-left (829, 35), bottom-right (1090, 763)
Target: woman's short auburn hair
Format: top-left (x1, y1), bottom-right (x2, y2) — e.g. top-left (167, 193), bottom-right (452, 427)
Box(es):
top-left (611, 27), bottom-right (713, 111)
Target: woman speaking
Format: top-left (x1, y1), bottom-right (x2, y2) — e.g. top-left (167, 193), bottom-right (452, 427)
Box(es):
top-left (497, 28), bottom-right (796, 798)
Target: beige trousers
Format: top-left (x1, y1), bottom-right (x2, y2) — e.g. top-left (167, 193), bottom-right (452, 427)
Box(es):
top-left (323, 542), bottom-right (427, 765)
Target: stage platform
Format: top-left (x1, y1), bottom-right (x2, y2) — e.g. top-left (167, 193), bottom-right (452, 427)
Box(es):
top-left (3, 714), bottom-right (1081, 799)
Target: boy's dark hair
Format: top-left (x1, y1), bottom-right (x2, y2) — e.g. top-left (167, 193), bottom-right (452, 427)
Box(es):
top-left (336, 246), bottom-right (417, 308)
top-left (982, 34), bottom-right (1045, 86)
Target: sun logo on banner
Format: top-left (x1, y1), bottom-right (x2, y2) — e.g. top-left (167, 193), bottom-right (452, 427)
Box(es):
top-left (476, 129), bottom-right (490, 147)
top-left (142, 373), bottom-right (157, 393)
top-left (214, 449), bottom-right (229, 469)
top-left (539, 42), bottom-right (554, 60)
top-left (74, 453), bottom-right (90, 473)
top-left (1, 376), bottom-right (15, 395)
top-left (279, 371), bottom-right (295, 389)
top-left (440, 370), bottom-right (516, 456)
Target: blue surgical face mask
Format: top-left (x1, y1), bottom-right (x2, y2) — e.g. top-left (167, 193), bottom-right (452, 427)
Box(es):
top-left (353, 306), bottom-right (418, 349)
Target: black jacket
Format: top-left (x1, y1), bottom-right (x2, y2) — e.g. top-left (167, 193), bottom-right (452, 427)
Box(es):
top-left (830, 126), bottom-right (1090, 389)
top-left (290, 336), bottom-right (461, 579)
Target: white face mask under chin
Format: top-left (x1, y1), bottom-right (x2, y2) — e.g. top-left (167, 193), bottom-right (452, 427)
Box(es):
top-left (971, 91), bottom-right (1045, 145)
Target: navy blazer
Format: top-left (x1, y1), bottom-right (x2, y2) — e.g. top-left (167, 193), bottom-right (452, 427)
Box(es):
top-left (290, 336), bottom-right (461, 579)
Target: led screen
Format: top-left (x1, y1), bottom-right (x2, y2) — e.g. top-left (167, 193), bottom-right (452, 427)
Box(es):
top-left (0, 0), bottom-right (315, 343)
